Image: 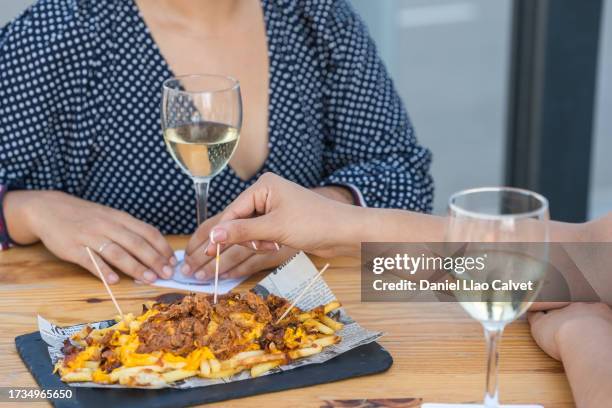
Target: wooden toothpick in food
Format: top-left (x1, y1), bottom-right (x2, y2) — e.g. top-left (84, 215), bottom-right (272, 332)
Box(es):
top-left (214, 243), bottom-right (220, 304)
top-left (209, 231), bottom-right (222, 304)
top-left (85, 246), bottom-right (124, 319)
top-left (276, 263), bottom-right (330, 323)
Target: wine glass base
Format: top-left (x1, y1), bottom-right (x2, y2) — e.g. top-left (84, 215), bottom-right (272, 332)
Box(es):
top-left (422, 404), bottom-right (542, 408)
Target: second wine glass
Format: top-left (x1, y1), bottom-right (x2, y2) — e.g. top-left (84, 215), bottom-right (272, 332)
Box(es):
top-left (445, 187), bottom-right (549, 408)
top-left (161, 74), bottom-right (242, 224)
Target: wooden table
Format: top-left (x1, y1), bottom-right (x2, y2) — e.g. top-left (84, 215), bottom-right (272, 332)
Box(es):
top-left (0, 237), bottom-right (574, 407)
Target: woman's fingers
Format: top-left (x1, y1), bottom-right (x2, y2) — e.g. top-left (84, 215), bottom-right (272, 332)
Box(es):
top-left (527, 311), bottom-right (544, 326)
top-left (185, 223), bottom-right (213, 256)
top-left (223, 247), bottom-right (298, 280)
top-left (186, 212), bottom-right (223, 256)
top-left (194, 245), bottom-right (254, 281)
top-left (237, 240), bottom-right (278, 252)
top-left (97, 242), bottom-right (159, 283)
top-left (114, 210), bottom-right (175, 264)
top-left (183, 238), bottom-right (222, 277)
top-left (529, 302), bottom-right (570, 312)
top-left (109, 226), bottom-right (174, 279)
top-left (204, 217), bottom-right (273, 256)
top-left (217, 179), bottom-right (270, 224)
top-left (184, 240), bottom-right (275, 277)
top-left (78, 248), bottom-right (120, 284)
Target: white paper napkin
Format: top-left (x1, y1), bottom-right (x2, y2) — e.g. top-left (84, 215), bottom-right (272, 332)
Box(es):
top-left (152, 250), bottom-right (247, 293)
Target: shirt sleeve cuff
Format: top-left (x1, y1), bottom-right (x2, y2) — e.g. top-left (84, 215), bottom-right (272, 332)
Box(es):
top-left (0, 185), bottom-right (15, 250)
top-left (324, 182), bottom-right (367, 207)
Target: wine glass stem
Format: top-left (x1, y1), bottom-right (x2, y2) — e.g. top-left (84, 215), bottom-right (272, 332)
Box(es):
top-left (193, 178), bottom-right (210, 225)
top-left (483, 325), bottom-right (504, 408)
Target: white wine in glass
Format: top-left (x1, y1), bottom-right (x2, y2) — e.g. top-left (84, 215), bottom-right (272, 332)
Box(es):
top-left (161, 74), bottom-right (242, 224)
top-left (439, 187), bottom-right (549, 408)
top-left (164, 122), bottom-right (239, 179)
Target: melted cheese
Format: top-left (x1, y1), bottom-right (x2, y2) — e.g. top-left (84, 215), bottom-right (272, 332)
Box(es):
top-left (283, 327), bottom-right (309, 349)
top-left (66, 346), bottom-right (101, 370)
top-left (162, 347), bottom-right (215, 371)
top-left (242, 322), bottom-right (265, 343)
top-left (92, 369), bottom-right (111, 383)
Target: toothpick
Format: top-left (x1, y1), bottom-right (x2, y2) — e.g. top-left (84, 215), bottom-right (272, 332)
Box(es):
top-left (85, 246), bottom-right (124, 319)
top-left (213, 243), bottom-right (220, 304)
top-left (276, 263), bottom-right (330, 324)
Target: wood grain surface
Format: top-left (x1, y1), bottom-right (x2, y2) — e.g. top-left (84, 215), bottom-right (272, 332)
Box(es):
top-left (0, 237), bottom-right (574, 407)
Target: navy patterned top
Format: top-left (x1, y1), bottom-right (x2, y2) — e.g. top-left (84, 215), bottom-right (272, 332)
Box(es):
top-left (0, 0), bottom-right (433, 247)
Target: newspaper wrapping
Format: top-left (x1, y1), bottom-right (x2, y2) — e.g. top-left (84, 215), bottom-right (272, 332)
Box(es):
top-left (38, 252), bottom-right (382, 388)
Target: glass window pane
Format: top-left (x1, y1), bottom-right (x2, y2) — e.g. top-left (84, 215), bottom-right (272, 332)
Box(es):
top-left (352, 0), bottom-right (512, 214)
top-left (590, 0), bottom-right (612, 219)
top-left (0, 0), bottom-right (33, 26)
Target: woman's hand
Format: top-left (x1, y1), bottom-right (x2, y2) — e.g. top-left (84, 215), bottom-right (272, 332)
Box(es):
top-left (528, 303), bottom-right (612, 360)
top-left (9, 190), bottom-right (175, 284)
top-left (181, 211), bottom-right (297, 280)
top-left (183, 240), bottom-right (298, 281)
top-left (183, 176), bottom-right (359, 279)
top-left (185, 172), bottom-right (363, 264)
top-left (528, 303), bottom-right (612, 407)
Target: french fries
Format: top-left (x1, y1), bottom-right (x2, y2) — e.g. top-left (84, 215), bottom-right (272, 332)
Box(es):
top-left (320, 315), bottom-right (344, 331)
top-left (313, 335), bottom-right (341, 348)
top-left (288, 344), bottom-right (322, 359)
top-left (61, 369), bottom-right (93, 382)
top-left (162, 369), bottom-right (198, 383)
top-left (303, 318), bottom-right (334, 335)
top-left (251, 360), bottom-right (282, 378)
top-left (109, 365), bottom-right (163, 383)
top-left (56, 295), bottom-right (344, 387)
top-left (324, 301), bottom-right (341, 314)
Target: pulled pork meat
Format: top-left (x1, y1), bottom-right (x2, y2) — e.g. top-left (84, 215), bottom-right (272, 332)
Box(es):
top-left (137, 293), bottom-right (212, 356)
top-left (207, 319), bottom-right (243, 360)
top-left (99, 348), bottom-right (121, 373)
top-left (60, 339), bottom-right (83, 365)
top-left (136, 291), bottom-right (302, 358)
top-left (265, 294), bottom-right (299, 321)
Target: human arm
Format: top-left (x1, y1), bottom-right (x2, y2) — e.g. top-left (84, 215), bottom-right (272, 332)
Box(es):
top-left (315, 0), bottom-right (433, 211)
top-left (3, 190), bottom-right (176, 283)
top-left (0, 5), bottom-right (174, 283)
top-left (181, 184), bottom-right (355, 281)
top-left (528, 303), bottom-right (612, 407)
top-left (191, 173), bottom-right (442, 259)
top-left (198, 173), bottom-right (612, 258)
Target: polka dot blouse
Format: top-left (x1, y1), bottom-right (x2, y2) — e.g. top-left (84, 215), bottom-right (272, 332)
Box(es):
top-left (0, 0), bottom-right (434, 247)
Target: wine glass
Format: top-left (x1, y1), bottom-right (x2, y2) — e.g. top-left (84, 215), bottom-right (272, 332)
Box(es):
top-left (444, 187), bottom-right (549, 408)
top-left (161, 74), bottom-right (242, 224)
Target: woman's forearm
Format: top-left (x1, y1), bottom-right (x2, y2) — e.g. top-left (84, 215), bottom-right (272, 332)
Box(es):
top-left (3, 190), bottom-right (42, 245)
top-left (329, 207), bottom-right (446, 257)
top-left (342, 208), bottom-right (609, 255)
top-left (582, 212), bottom-right (612, 242)
top-left (558, 319), bottom-right (612, 407)
top-left (361, 208), bottom-right (446, 242)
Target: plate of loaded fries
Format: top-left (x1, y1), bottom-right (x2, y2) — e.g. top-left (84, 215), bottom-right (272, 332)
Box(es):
top-left (16, 252), bottom-right (392, 408)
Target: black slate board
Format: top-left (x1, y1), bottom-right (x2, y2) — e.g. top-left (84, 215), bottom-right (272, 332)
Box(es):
top-left (15, 331), bottom-right (392, 408)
